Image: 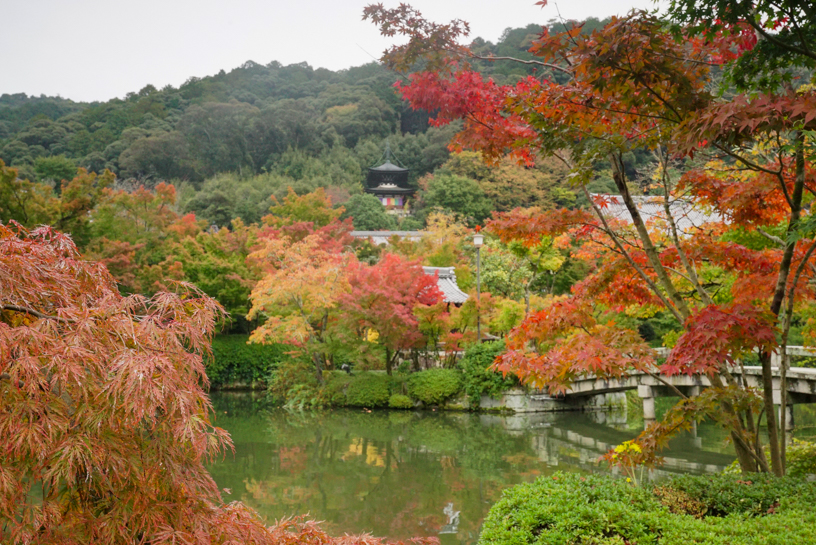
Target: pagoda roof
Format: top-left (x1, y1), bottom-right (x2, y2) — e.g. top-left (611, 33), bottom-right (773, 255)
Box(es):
top-left (369, 160), bottom-right (408, 173)
top-left (423, 266), bottom-right (469, 305)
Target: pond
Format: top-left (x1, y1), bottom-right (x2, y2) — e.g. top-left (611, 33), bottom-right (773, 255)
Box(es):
top-left (207, 393), bottom-right (814, 544)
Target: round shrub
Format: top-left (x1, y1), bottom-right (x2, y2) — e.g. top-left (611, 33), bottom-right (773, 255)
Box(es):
top-left (322, 371), bottom-right (353, 406)
top-left (406, 368), bottom-right (462, 405)
top-left (344, 373), bottom-right (391, 408)
top-left (388, 394), bottom-right (414, 409)
top-left (786, 439), bottom-right (816, 477)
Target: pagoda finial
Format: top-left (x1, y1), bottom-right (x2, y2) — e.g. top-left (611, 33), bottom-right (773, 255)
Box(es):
top-left (384, 139), bottom-right (392, 162)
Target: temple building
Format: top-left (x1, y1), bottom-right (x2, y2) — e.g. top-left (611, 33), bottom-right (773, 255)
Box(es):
top-left (365, 142), bottom-right (416, 216)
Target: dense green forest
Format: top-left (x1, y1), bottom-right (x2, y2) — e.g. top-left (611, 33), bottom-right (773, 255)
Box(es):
top-left (1, 17), bottom-right (652, 232)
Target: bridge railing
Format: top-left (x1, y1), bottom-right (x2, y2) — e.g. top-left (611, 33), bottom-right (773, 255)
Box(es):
top-left (653, 345), bottom-right (816, 367)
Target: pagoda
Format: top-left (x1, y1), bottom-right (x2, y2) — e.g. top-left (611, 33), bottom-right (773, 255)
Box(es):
top-left (365, 141), bottom-right (415, 215)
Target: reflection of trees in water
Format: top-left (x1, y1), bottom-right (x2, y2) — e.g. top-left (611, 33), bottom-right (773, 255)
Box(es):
top-left (207, 394), bottom-right (738, 543)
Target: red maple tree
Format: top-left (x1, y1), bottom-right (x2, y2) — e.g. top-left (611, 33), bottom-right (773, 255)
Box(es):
top-left (365, 3), bottom-right (816, 474)
top-left (0, 223), bottom-right (436, 545)
top-left (341, 253), bottom-right (443, 374)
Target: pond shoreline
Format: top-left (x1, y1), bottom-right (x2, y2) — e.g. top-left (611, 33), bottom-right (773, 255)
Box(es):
top-left (209, 382), bottom-right (628, 414)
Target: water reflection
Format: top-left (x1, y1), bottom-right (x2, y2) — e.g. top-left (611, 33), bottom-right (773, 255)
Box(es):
top-left (207, 393), bottom-right (736, 543)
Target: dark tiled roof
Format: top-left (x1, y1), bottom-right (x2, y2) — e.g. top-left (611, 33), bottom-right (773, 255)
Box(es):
top-left (369, 160), bottom-right (408, 172)
top-left (592, 194), bottom-right (722, 234)
top-left (423, 266), bottom-right (469, 304)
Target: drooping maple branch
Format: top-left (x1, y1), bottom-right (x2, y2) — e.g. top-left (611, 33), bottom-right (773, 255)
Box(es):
top-left (714, 143), bottom-right (784, 178)
top-left (645, 368), bottom-right (689, 400)
top-left (467, 53), bottom-right (573, 74)
top-left (755, 228), bottom-right (786, 248)
top-left (743, 14), bottom-right (816, 63)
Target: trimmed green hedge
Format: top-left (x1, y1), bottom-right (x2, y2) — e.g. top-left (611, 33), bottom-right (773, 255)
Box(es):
top-left (459, 340), bottom-right (517, 406)
top-left (345, 373), bottom-right (391, 407)
top-left (406, 368), bottom-right (463, 405)
top-left (324, 371), bottom-right (399, 408)
top-left (207, 335), bottom-right (288, 388)
top-left (479, 472), bottom-right (816, 545)
top-left (388, 394), bottom-right (414, 409)
top-left (323, 369), bottom-right (463, 408)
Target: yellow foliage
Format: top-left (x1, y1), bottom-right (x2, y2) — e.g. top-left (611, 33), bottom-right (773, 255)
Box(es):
top-left (247, 233), bottom-right (351, 347)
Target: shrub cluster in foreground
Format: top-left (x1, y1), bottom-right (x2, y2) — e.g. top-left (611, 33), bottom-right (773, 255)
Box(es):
top-left (479, 472), bottom-right (816, 545)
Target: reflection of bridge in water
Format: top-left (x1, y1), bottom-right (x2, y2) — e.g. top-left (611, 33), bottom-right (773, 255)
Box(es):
top-left (480, 411), bottom-right (736, 477)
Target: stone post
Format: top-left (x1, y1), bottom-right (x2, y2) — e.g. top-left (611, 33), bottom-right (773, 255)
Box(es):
top-left (687, 385), bottom-right (701, 445)
top-left (638, 385), bottom-right (655, 423)
top-left (777, 404), bottom-right (794, 432)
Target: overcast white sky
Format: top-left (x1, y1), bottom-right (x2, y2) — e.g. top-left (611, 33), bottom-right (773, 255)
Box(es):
top-left (2, 0), bottom-right (661, 103)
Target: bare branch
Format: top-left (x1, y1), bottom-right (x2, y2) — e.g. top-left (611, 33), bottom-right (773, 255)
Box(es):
top-left (1, 304), bottom-right (68, 323)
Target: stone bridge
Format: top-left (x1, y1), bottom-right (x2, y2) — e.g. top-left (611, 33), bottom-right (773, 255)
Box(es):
top-left (560, 347), bottom-right (816, 429)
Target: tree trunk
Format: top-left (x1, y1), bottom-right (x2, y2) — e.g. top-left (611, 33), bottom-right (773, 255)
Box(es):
top-left (762, 132), bottom-right (806, 476)
top-left (524, 285), bottom-right (531, 316)
top-left (313, 353), bottom-right (324, 384)
top-left (731, 430), bottom-right (759, 473)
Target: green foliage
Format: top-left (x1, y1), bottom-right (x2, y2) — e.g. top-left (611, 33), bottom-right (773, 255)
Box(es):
top-left (479, 240), bottom-right (533, 300)
top-left (488, 298), bottom-right (526, 336)
top-left (665, 473), bottom-right (814, 517)
top-left (479, 472), bottom-right (816, 545)
top-left (33, 154), bottom-right (77, 183)
top-left (341, 193), bottom-right (396, 231)
top-left (208, 335), bottom-right (288, 387)
top-left (460, 340), bottom-right (517, 407)
top-left (388, 393), bottom-right (414, 409)
top-left (267, 355), bottom-right (320, 407)
top-left (344, 373), bottom-right (392, 407)
top-left (322, 371), bottom-right (403, 408)
top-left (406, 368), bottom-right (463, 405)
top-left (420, 172), bottom-right (492, 227)
top-left (786, 439), bottom-right (816, 477)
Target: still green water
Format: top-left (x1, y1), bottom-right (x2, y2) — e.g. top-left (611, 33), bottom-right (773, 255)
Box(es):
top-left (207, 392), bottom-right (801, 543)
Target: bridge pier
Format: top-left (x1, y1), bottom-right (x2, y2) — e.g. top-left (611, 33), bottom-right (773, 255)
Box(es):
top-left (777, 404), bottom-right (794, 432)
top-left (638, 385), bottom-right (656, 422)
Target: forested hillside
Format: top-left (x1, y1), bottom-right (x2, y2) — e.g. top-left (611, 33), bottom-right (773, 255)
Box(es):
top-left (0, 17), bottom-right (650, 336)
top-left (0, 17), bottom-right (648, 227)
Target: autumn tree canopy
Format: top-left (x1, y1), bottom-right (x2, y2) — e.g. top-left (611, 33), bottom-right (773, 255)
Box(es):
top-left (0, 224), bottom-right (260, 543)
top-left (365, 2), bottom-right (816, 475)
